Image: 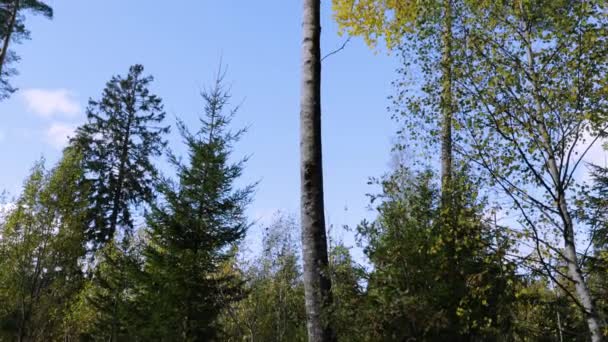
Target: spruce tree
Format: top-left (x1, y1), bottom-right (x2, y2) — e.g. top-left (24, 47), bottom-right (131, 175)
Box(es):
top-left (141, 74), bottom-right (253, 340)
top-left (72, 64), bottom-right (169, 248)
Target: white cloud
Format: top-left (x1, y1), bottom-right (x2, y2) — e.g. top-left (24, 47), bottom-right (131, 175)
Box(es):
top-left (45, 123), bottom-right (76, 149)
top-left (21, 88), bottom-right (80, 118)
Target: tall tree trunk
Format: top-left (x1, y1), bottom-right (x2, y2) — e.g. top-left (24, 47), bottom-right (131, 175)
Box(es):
top-left (0, 0), bottom-right (19, 78)
top-left (562, 210), bottom-right (603, 342)
top-left (548, 154), bottom-right (603, 341)
top-left (440, 1), bottom-right (462, 336)
top-left (440, 0), bottom-right (453, 201)
top-left (546, 150), bottom-right (603, 341)
top-left (299, 1), bottom-right (334, 341)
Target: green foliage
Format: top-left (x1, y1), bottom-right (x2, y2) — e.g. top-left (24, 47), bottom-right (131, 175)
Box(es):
top-left (0, 0), bottom-right (52, 100)
top-left (0, 150), bottom-right (88, 340)
top-left (220, 214), bottom-right (370, 342)
top-left (72, 64), bottom-right (169, 248)
top-left (221, 214), bottom-right (307, 342)
top-left (455, 1), bottom-right (608, 337)
top-left (583, 165), bottom-right (608, 338)
top-left (327, 243), bottom-right (368, 341)
top-left (359, 165), bottom-right (517, 341)
top-left (332, 0), bottom-right (421, 50)
top-left (3, 7), bottom-right (608, 338)
top-left (75, 238), bottom-right (146, 341)
top-left (139, 74), bottom-right (253, 341)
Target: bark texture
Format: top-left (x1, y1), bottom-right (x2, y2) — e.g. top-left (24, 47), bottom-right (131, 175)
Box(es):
top-left (299, 0), bottom-right (335, 341)
top-left (440, 0), bottom-right (453, 202)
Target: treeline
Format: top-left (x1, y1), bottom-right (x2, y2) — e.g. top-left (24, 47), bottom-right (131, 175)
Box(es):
top-left (0, 0), bottom-right (608, 341)
top-left (0, 64), bottom-right (249, 340)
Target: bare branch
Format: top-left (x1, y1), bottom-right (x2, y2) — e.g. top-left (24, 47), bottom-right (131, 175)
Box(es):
top-left (322, 37), bottom-right (352, 62)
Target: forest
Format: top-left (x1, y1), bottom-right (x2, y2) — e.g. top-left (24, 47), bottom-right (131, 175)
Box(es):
top-left (0, 0), bottom-right (607, 341)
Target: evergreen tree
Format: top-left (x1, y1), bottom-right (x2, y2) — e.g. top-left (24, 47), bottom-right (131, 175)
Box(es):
top-left (79, 238), bottom-right (146, 341)
top-left (140, 74), bottom-right (253, 341)
top-left (0, 0), bottom-right (52, 100)
top-left (72, 64), bottom-right (169, 248)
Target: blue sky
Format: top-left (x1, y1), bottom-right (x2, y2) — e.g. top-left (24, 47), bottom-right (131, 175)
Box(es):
top-left (0, 1), bottom-right (398, 255)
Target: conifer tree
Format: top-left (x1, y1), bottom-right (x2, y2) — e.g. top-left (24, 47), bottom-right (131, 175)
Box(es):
top-left (72, 64), bottom-right (169, 248)
top-left (81, 238), bottom-right (145, 341)
top-left (141, 73), bottom-right (253, 340)
top-left (0, 0), bottom-right (52, 100)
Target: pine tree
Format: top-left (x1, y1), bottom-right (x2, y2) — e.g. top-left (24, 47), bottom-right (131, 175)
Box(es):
top-left (72, 64), bottom-right (169, 248)
top-left (0, 0), bottom-right (52, 100)
top-left (141, 73), bottom-right (253, 341)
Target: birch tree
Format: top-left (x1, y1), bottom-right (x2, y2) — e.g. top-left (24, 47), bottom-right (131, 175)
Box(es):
top-left (458, 1), bottom-right (608, 339)
top-left (332, 0), bottom-right (457, 200)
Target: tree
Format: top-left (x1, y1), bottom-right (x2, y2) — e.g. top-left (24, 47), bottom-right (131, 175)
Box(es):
top-left (332, 7), bottom-right (478, 327)
top-left (332, 0), bottom-right (457, 199)
top-left (509, 276), bottom-right (589, 341)
top-left (79, 237), bottom-right (146, 341)
top-left (72, 64), bottom-right (169, 248)
top-left (300, 1), bottom-right (335, 341)
top-left (583, 164), bottom-right (608, 337)
top-left (327, 243), bottom-right (368, 341)
top-left (221, 214), bottom-right (307, 342)
top-left (457, 1), bottom-right (608, 339)
top-left (220, 215), bottom-right (368, 342)
top-left (141, 73), bottom-right (254, 341)
top-left (0, 0), bottom-right (52, 100)
top-left (357, 163), bottom-right (517, 341)
top-left (0, 150), bottom-right (89, 341)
